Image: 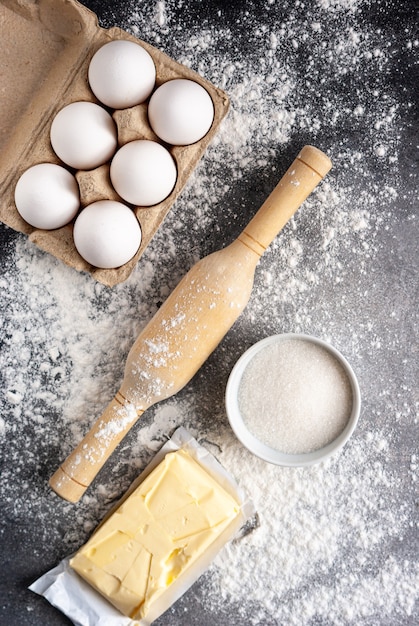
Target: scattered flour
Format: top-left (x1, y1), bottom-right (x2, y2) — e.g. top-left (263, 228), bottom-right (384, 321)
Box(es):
top-left (0, 0), bottom-right (417, 624)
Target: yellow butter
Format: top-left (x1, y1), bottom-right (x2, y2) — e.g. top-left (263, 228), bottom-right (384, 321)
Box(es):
top-left (70, 449), bottom-right (240, 620)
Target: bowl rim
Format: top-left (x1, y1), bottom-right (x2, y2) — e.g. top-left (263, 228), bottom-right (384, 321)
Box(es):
top-left (225, 333), bottom-right (361, 467)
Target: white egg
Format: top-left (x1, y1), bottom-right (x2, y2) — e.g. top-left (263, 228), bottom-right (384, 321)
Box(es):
top-left (148, 78), bottom-right (214, 145)
top-left (88, 40), bottom-right (156, 109)
top-left (73, 200), bottom-right (142, 269)
top-left (110, 140), bottom-right (177, 206)
top-left (50, 101), bottom-right (117, 170)
top-left (14, 163), bottom-right (80, 229)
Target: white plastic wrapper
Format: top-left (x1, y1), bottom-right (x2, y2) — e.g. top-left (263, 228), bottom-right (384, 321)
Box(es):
top-left (30, 427), bottom-right (255, 625)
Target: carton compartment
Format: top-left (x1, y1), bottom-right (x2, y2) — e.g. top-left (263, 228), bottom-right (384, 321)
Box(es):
top-left (0, 0), bottom-right (229, 286)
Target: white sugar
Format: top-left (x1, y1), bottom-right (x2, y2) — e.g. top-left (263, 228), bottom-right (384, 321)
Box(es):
top-left (238, 339), bottom-right (353, 454)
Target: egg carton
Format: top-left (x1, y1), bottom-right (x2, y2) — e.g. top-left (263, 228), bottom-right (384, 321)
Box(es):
top-left (0, 0), bottom-right (229, 286)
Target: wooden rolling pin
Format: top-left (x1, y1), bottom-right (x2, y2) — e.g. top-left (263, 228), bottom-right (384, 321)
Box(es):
top-left (50, 145), bottom-right (332, 502)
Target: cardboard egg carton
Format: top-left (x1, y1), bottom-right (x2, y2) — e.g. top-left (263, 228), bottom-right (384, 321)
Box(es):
top-left (0, 0), bottom-right (229, 286)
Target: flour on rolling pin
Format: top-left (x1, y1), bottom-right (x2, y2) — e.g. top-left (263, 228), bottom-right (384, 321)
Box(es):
top-left (49, 145), bottom-right (332, 503)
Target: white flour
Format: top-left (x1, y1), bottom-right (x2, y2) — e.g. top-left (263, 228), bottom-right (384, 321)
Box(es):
top-left (0, 0), bottom-right (417, 624)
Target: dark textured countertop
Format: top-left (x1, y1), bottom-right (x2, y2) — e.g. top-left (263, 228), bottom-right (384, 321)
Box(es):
top-left (1, 1), bottom-right (417, 625)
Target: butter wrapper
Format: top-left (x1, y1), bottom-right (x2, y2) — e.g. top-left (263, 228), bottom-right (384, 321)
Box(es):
top-left (30, 427), bottom-right (255, 625)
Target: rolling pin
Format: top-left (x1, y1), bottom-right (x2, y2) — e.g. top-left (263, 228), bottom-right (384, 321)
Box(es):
top-left (49, 145), bottom-right (332, 502)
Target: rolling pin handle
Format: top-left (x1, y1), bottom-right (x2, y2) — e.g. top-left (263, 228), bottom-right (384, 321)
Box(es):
top-left (49, 395), bottom-right (142, 503)
top-left (49, 466), bottom-right (88, 503)
top-left (240, 145), bottom-right (332, 252)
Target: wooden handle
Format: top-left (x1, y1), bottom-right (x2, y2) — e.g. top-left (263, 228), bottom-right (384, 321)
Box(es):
top-left (238, 145), bottom-right (332, 255)
top-left (49, 395), bottom-right (142, 502)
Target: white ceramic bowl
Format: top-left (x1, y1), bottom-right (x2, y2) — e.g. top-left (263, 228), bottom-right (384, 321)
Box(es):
top-left (225, 333), bottom-right (361, 467)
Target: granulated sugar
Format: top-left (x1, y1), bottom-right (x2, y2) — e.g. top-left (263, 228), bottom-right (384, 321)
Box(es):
top-left (0, 0), bottom-right (417, 624)
top-left (237, 338), bottom-right (353, 453)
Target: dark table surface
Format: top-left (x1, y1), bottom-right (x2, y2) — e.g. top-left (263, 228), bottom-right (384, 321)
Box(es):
top-left (1, 0), bottom-right (417, 624)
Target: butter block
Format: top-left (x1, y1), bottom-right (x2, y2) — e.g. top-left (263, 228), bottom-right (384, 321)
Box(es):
top-left (70, 448), bottom-right (240, 621)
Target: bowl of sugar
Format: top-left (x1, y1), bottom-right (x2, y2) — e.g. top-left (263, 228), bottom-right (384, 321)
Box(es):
top-left (225, 333), bottom-right (361, 466)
